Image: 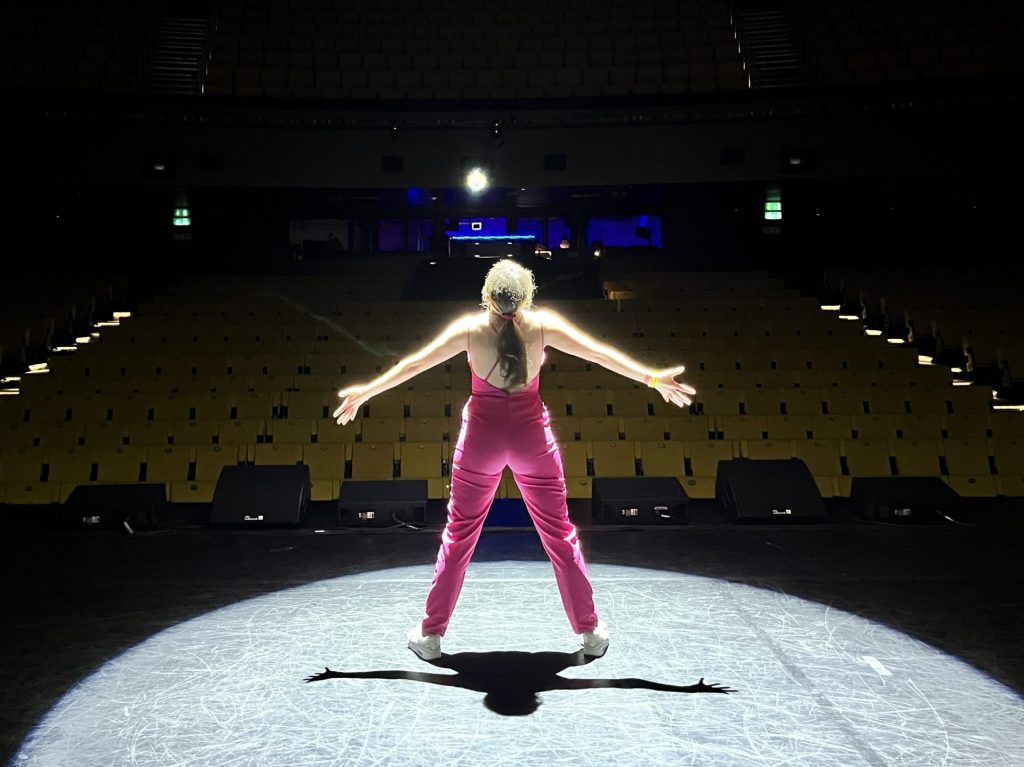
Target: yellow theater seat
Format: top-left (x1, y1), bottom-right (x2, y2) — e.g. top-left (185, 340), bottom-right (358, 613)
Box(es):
top-left (404, 417), bottom-right (449, 443)
top-left (195, 444), bottom-right (241, 482)
top-left (266, 418), bottom-right (315, 444)
top-left (942, 438), bottom-right (992, 476)
top-left (842, 439), bottom-right (893, 477)
top-left (591, 440), bottom-right (637, 477)
top-left (743, 439), bottom-right (793, 461)
top-left (578, 416), bottom-right (621, 441)
top-left (172, 419), bottom-right (218, 446)
top-left (351, 442), bottom-right (396, 480)
top-left (94, 446), bottom-right (144, 483)
top-left (718, 415), bottom-right (767, 441)
top-left (664, 415), bottom-right (712, 440)
top-left (407, 389), bottom-right (448, 418)
top-left (285, 391), bottom-right (329, 420)
top-left (399, 441), bottom-right (446, 479)
top-left (0, 447), bottom-right (53, 503)
top-left (638, 440), bottom-right (685, 477)
top-left (358, 417), bottom-right (404, 443)
top-left (145, 446), bottom-right (191, 492)
top-left (254, 443), bottom-right (304, 466)
top-left (687, 439), bottom-right (736, 478)
top-left (620, 416), bottom-right (665, 441)
top-left (892, 439), bottom-right (941, 476)
top-left (555, 440), bottom-right (588, 479)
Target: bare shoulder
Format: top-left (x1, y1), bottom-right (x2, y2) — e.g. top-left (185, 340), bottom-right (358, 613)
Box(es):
top-left (460, 311), bottom-right (490, 336)
top-left (449, 312), bottom-right (483, 335)
top-left (530, 307), bottom-right (567, 328)
top-left (531, 308), bottom-right (583, 336)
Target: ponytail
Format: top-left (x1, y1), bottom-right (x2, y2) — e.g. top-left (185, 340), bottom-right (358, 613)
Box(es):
top-left (496, 316), bottom-right (528, 388)
top-left (480, 259), bottom-right (537, 387)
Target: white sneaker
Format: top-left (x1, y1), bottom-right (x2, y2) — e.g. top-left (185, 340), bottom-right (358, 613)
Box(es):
top-left (581, 619), bottom-right (610, 658)
top-left (407, 623), bottom-right (442, 660)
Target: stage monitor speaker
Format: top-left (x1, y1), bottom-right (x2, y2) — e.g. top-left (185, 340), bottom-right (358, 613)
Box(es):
top-left (209, 465), bottom-right (311, 529)
top-left (64, 483), bottom-right (167, 532)
top-left (591, 477), bottom-right (688, 524)
top-left (338, 479), bottom-right (427, 527)
top-left (850, 477), bottom-right (961, 524)
top-left (715, 459), bottom-right (825, 522)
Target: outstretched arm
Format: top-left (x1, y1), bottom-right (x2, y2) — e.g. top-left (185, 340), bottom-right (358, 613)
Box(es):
top-left (334, 314), bottom-right (472, 425)
top-left (539, 308), bottom-right (695, 407)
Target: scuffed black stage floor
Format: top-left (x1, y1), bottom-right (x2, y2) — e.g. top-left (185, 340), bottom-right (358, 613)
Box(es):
top-left (1, 503), bottom-right (1022, 765)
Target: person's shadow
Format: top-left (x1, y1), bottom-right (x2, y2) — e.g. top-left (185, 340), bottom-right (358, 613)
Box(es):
top-left (305, 650), bottom-right (734, 715)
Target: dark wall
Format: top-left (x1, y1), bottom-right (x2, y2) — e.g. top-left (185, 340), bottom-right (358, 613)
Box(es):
top-left (9, 86), bottom-right (1021, 191)
top-left (3, 86), bottom-right (1020, 278)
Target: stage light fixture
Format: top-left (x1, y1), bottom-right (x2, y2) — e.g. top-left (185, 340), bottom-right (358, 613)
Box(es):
top-left (465, 167), bottom-right (488, 193)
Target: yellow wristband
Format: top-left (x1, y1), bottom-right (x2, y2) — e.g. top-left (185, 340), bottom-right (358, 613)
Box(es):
top-left (648, 376), bottom-right (660, 388)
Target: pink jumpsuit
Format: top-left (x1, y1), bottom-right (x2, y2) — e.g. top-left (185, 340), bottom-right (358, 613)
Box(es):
top-left (420, 321), bottom-right (600, 637)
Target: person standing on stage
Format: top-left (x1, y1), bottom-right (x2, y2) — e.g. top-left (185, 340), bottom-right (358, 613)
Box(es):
top-left (334, 260), bottom-right (695, 660)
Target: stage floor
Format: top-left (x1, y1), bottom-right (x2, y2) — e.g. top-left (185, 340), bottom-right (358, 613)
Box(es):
top-left (2, 513), bottom-right (1023, 765)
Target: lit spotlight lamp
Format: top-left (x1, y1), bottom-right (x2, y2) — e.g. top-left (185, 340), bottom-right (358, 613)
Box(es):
top-left (465, 167), bottom-right (488, 193)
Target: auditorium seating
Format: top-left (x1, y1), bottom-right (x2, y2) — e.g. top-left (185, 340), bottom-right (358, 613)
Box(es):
top-left (0, 264), bottom-right (1017, 510)
top-left (0, 278), bottom-right (125, 375)
top-left (4, 0), bottom-right (1021, 105)
top-left (0, 2), bottom-right (148, 92)
top-left (825, 269), bottom-right (1024, 387)
top-left (205, 0), bottom-right (746, 100)
top-left (792, 0), bottom-right (1024, 85)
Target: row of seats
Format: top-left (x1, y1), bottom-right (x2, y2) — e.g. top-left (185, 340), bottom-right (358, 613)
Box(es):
top-left (19, 370), bottom-right (963, 400)
top-left (211, 38), bottom-right (738, 64)
top-left (205, 0), bottom-right (745, 98)
top-left (5, 267), bottom-right (1017, 505)
top-left (5, 411), bottom-right (1018, 450)
top-left (216, 0), bottom-right (729, 25)
top-left (2, 383), bottom-right (990, 427)
top-left (89, 319), bottom-right (863, 344)
top-left (205, 63), bottom-right (746, 100)
top-left (794, 0), bottom-right (1023, 85)
top-left (0, 3), bottom-right (147, 93)
top-left (1, 279), bottom-right (124, 369)
top-left (3, 435), bottom-right (1021, 504)
top-left (812, 44), bottom-right (1016, 84)
top-left (826, 269), bottom-right (1024, 381)
top-left (49, 343), bottom-right (926, 376)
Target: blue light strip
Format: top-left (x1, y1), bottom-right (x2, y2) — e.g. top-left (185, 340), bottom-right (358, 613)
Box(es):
top-left (449, 235), bottom-right (535, 241)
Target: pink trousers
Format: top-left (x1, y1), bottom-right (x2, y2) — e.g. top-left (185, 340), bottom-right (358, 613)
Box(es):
top-left (420, 382), bottom-right (599, 636)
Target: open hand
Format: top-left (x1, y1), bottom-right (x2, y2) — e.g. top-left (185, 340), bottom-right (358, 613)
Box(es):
top-left (691, 677), bottom-right (735, 694)
top-left (334, 385), bottom-right (369, 425)
top-left (650, 365), bottom-right (696, 408)
top-left (304, 667), bottom-right (340, 683)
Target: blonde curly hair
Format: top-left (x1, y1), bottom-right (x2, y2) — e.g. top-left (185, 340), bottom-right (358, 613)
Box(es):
top-left (481, 259), bottom-right (536, 314)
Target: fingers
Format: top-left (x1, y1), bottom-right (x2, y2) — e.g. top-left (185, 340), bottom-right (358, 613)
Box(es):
top-left (667, 385), bottom-right (692, 409)
top-left (333, 398), bottom-right (361, 425)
